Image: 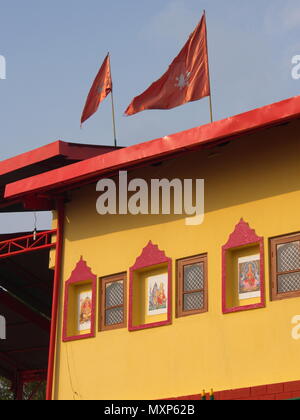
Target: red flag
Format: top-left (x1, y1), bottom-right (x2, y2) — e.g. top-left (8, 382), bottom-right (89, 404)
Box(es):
top-left (81, 54), bottom-right (112, 125)
top-left (125, 13), bottom-right (210, 116)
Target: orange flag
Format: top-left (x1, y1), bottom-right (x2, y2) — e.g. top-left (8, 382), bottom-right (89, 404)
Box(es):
top-left (125, 13), bottom-right (210, 116)
top-left (81, 54), bottom-right (112, 125)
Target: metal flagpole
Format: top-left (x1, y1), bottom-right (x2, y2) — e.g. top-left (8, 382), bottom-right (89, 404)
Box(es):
top-left (204, 10), bottom-right (214, 123)
top-left (108, 53), bottom-right (118, 147)
top-left (209, 92), bottom-right (213, 124)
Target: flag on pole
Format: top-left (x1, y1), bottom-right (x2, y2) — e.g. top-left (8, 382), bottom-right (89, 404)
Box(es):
top-left (81, 54), bottom-right (112, 125)
top-left (125, 12), bottom-right (211, 116)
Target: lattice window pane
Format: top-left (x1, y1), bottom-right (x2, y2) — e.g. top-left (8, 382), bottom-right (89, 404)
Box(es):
top-left (278, 272), bottom-right (300, 293)
top-left (183, 292), bottom-right (204, 311)
top-left (184, 263), bottom-right (204, 292)
top-left (106, 281), bottom-right (123, 308)
top-left (105, 308), bottom-right (124, 326)
top-left (277, 241), bottom-right (300, 273)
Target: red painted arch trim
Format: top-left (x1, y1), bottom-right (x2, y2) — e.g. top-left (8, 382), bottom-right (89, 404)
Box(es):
top-left (128, 241), bottom-right (172, 332)
top-left (5, 95), bottom-right (300, 200)
top-left (222, 219), bottom-right (265, 314)
top-left (62, 257), bottom-right (97, 342)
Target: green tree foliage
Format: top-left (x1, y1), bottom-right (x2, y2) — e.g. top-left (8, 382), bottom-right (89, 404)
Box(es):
top-left (23, 381), bottom-right (46, 400)
top-left (0, 377), bottom-right (13, 400)
top-left (0, 376), bottom-right (46, 400)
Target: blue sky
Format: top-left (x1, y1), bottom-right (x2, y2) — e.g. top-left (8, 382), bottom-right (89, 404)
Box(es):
top-left (0, 0), bottom-right (300, 232)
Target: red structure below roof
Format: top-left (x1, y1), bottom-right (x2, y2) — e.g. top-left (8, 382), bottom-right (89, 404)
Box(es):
top-left (0, 140), bottom-right (119, 178)
top-left (4, 95), bottom-right (300, 201)
top-left (0, 230), bottom-right (55, 388)
top-left (0, 141), bottom-right (119, 212)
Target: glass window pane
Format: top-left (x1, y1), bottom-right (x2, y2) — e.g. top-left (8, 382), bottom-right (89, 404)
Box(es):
top-left (184, 263), bottom-right (204, 292)
top-left (277, 241), bottom-right (300, 273)
top-left (105, 281), bottom-right (123, 308)
top-left (278, 272), bottom-right (300, 293)
top-left (105, 308), bottom-right (124, 326)
top-left (183, 292), bottom-right (204, 312)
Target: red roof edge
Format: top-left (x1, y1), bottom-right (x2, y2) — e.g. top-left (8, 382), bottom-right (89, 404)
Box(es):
top-left (0, 140), bottom-right (118, 177)
top-left (4, 95), bottom-right (300, 200)
top-left (0, 141), bottom-right (61, 176)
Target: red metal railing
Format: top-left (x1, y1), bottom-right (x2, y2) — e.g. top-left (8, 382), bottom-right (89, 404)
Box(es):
top-left (0, 230), bottom-right (57, 259)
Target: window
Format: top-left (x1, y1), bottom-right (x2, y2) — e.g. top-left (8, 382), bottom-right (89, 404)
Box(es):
top-left (99, 273), bottom-right (127, 331)
top-left (222, 219), bottom-right (265, 314)
top-left (270, 233), bottom-right (300, 301)
top-left (177, 254), bottom-right (208, 317)
top-left (62, 257), bottom-right (97, 342)
top-left (129, 241), bottom-right (172, 332)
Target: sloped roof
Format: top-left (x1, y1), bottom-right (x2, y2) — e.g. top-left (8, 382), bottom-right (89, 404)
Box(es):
top-left (0, 141), bottom-right (119, 211)
top-left (4, 94), bottom-right (300, 201)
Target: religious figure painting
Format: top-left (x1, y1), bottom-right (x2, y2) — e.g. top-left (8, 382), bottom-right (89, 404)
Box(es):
top-left (78, 291), bottom-right (92, 331)
top-left (238, 255), bottom-right (261, 300)
top-left (147, 273), bottom-right (168, 316)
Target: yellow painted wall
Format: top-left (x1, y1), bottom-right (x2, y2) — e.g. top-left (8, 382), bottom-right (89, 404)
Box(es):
top-left (53, 120), bottom-right (300, 400)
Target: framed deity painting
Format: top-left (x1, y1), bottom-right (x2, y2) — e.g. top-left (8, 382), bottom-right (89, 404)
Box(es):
top-left (147, 273), bottom-right (168, 316)
top-left (238, 255), bottom-right (261, 300)
top-left (78, 290), bottom-right (93, 332)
